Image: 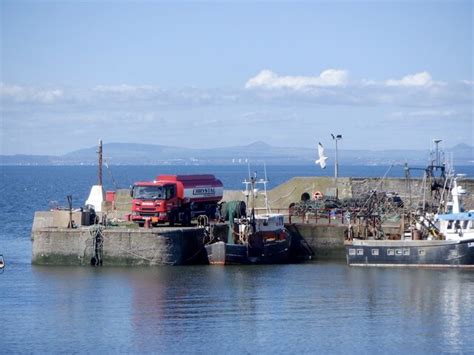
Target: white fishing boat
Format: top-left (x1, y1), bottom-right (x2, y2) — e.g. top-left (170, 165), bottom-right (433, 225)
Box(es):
top-left (345, 142), bottom-right (474, 268)
top-left (435, 176), bottom-right (474, 242)
top-left (346, 175), bottom-right (474, 267)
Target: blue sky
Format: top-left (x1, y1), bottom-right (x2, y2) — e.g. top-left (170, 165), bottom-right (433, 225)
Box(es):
top-left (1, 0), bottom-right (472, 155)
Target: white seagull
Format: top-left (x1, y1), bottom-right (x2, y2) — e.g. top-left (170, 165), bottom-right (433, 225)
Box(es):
top-left (315, 142), bottom-right (328, 169)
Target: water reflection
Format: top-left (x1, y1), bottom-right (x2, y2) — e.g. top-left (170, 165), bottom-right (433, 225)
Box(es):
top-left (341, 267), bottom-right (474, 352)
top-left (2, 263), bottom-right (473, 353)
top-left (439, 270), bottom-right (474, 351)
top-left (128, 266), bottom-right (264, 352)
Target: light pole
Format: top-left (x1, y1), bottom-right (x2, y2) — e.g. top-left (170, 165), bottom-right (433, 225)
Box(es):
top-left (433, 139), bottom-right (442, 166)
top-left (331, 134), bottom-right (342, 198)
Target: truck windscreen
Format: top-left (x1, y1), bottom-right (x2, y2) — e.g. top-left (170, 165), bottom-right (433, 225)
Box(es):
top-left (132, 186), bottom-right (164, 199)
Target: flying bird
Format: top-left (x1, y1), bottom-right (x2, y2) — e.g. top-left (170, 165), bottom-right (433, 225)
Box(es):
top-left (315, 142), bottom-right (328, 169)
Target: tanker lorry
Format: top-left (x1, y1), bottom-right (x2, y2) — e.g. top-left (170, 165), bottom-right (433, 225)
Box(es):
top-left (130, 174), bottom-right (223, 227)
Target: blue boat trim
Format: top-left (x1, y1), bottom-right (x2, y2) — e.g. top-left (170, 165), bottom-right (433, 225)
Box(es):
top-left (436, 212), bottom-right (474, 221)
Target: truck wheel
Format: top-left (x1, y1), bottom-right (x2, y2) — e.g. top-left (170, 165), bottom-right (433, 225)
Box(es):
top-left (169, 212), bottom-right (175, 227)
top-left (138, 222), bottom-right (144, 228)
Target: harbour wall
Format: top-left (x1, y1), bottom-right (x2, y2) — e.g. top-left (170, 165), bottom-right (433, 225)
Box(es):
top-left (286, 223), bottom-right (347, 260)
top-left (223, 177), bottom-right (474, 210)
top-left (31, 212), bottom-right (345, 265)
top-left (32, 213), bottom-right (208, 266)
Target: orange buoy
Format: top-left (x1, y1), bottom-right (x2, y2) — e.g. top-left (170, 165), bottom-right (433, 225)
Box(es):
top-left (313, 191), bottom-right (324, 200)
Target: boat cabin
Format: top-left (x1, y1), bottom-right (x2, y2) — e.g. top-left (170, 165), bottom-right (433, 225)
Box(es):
top-left (436, 178), bottom-right (474, 241)
top-left (253, 214), bottom-right (285, 232)
top-left (437, 212), bottom-right (474, 241)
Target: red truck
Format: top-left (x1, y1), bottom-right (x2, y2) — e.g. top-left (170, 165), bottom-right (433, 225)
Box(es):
top-left (130, 174), bottom-right (223, 227)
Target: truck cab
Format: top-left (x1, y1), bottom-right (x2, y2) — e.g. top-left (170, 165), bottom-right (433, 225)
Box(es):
top-left (130, 174), bottom-right (223, 227)
top-left (131, 182), bottom-right (178, 226)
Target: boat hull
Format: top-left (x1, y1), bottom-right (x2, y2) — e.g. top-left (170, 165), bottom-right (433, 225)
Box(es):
top-left (345, 239), bottom-right (474, 267)
top-left (205, 239), bottom-right (291, 265)
top-left (205, 242), bottom-right (249, 265)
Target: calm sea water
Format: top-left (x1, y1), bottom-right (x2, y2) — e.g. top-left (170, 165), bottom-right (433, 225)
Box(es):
top-left (1, 165), bottom-right (474, 353)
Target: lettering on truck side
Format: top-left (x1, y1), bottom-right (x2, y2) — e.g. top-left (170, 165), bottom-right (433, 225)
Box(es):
top-left (193, 187), bottom-right (215, 196)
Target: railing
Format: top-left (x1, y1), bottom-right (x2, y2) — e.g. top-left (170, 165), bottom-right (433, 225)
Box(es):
top-left (252, 207), bottom-right (353, 225)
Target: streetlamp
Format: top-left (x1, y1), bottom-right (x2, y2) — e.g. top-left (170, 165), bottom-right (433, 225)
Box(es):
top-left (331, 134), bottom-right (343, 198)
top-left (433, 139), bottom-right (442, 167)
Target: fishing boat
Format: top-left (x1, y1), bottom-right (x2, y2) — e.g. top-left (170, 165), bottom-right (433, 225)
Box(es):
top-left (205, 173), bottom-right (291, 265)
top-left (345, 151), bottom-right (474, 268)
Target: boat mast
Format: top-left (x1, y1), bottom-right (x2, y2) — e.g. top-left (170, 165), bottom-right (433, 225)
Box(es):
top-left (243, 162), bottom-right (252, 214)
top-left (250, 173), bottom-right (257, 232)
top-left (262, 163), bottom-right (271, 214)
top-left (421, 171), bottom-right (427, 214)
top-left (331, 134), bottom-right (342, 198)
top-left (98, 139), bottom-right (103, 186)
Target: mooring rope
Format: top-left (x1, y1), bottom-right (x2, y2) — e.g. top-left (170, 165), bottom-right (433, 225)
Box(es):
top-left (89, 224), bottom-right (104, 266)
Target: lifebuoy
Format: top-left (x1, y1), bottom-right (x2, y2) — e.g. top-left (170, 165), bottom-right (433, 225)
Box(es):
top-left (313, 191), bottom-right (324, 200)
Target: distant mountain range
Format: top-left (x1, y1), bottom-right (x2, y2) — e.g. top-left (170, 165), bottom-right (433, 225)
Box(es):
top-left (1, 141), bottom-right (473, 166)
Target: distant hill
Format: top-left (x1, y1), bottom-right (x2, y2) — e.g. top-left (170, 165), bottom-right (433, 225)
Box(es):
top-left (1, 142), bottom-right (472, 166)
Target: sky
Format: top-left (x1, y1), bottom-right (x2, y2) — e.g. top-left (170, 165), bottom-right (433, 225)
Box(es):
top-left (0, 0), bottom-right (473, 155)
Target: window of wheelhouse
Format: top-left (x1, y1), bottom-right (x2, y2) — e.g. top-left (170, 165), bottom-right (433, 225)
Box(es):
top-left (447, 220), bottom-right (454, 229)
top-left (462, 220), bottom-right (469, 229)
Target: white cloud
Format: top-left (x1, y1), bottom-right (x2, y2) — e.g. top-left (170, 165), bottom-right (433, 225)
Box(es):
top-left (1, 69), bottom-right (472, 122)
top-left (93, 84), bottom-right (155, 94)
top-left (89, 85), bottom-right (238, 107)
top-left (360, 79), bottom-right (377, 86)
top-left (0, 83), bottom-right (63, 103)
top-left (242, 69), bottom-right (473, 107)
top-left (385, 71), bottom-right (441, 87)
top-left (391, 109), bottom-right (457, 117)
top-left (245, 69), bottom-right (349, 90)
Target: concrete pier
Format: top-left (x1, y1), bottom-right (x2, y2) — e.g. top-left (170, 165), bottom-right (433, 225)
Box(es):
top-left (31, 213), bottom-right (344, 265)
top-left (286, 223), bottom-right (347, 260)
top-left (32, 214), bottom-right (207, 266)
